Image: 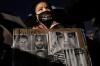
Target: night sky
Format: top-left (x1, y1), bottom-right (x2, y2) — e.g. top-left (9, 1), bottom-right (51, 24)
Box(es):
top-left (0, 0), bottom-right (33, 20)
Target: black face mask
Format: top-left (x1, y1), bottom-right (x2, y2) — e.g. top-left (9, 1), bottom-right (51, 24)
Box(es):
top-left (38, 11), bottom-right (52, 22)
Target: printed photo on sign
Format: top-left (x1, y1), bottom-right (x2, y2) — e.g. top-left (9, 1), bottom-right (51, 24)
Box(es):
top-left (13, 35), bottom-right (32, 52)
top-left (63, 32), bottom-right (79, 49)
top-left (32, 34), bottom-right (48, 58)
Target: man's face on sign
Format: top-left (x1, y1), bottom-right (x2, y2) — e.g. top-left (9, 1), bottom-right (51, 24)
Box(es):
top-left (35, 36), bottom-right (44, 49)
top-left (19, 37), bottom-right (28, 50)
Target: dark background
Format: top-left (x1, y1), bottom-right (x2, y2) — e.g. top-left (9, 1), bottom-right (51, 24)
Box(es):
top-left (0, 0), bottom-right (97, 21)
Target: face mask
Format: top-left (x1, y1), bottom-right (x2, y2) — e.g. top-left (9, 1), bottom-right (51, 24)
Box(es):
top-left (37, 11), bottom-right (52, 22)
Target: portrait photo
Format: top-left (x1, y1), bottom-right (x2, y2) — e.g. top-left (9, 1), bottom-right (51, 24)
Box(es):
top-left (32, 34), bottom-right (48, 57)
top-left (13, 35), bottom-right (32, 52)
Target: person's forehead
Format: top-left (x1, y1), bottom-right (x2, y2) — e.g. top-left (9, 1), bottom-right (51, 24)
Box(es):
top-left (35, 2), bottom-right (48, 9)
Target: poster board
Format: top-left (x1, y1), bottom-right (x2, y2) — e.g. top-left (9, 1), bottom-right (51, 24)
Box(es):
top-left (12, 28), bottom-right (91, 66)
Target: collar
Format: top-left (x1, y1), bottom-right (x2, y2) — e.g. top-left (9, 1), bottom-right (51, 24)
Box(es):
top-left (32, 21), bottom-right (59, 29)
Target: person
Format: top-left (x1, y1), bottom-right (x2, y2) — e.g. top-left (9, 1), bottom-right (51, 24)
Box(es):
top-left (31, 2), bottom-right (67, 65)
top-left (29, 1), bottom-right (96, 65)
top-left (32, 1), bottom-right (63, 29)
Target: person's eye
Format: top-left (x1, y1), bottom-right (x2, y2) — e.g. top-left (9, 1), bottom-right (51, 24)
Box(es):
top-left (45, 7), bottom-right (49, 9)
top-left (38, 9), bottom-right (43, 11)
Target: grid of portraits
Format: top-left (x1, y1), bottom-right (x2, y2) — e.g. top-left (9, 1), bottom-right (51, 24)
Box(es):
top-left (13, 28), bottom-right (92, 66)
top-left (13, 29), bottom-right (48, 58)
